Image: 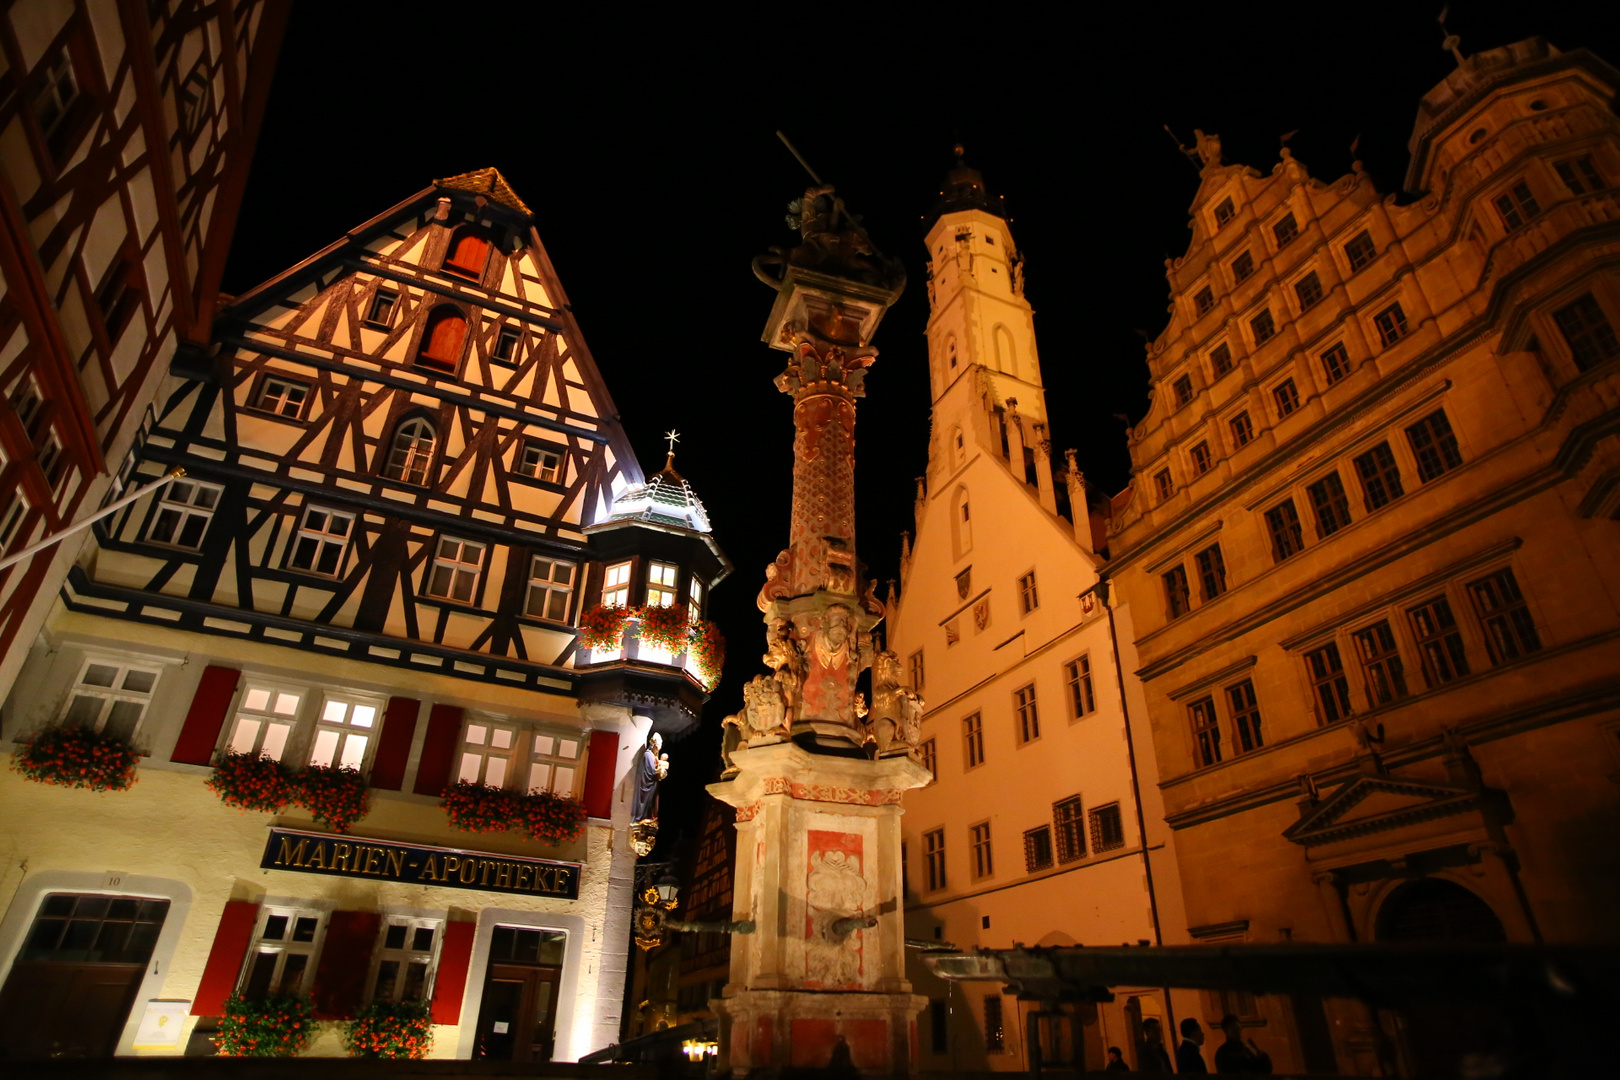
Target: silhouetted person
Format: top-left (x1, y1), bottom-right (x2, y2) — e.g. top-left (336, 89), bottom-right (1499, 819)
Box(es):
top-left (1139, 1018), bottom-right (1175, 1074)
top-left (1176, 1018), bottom-right (1208, 1074)
top-left (1213, 1014), bottom-right (1271, 1074)
top-left (1107, 1045), bottom-right (1131, 1071)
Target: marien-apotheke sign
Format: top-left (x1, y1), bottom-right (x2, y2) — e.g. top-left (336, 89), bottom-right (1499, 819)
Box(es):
top-left (261, 829), bottom-right (580, 900)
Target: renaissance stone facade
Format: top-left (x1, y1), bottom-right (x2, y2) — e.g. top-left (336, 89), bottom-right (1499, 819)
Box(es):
top-left (1107, 38), bottom-right (1620, 1076)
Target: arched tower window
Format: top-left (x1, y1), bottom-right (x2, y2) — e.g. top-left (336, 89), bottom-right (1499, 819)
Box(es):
top-left (417, 306), bottom-right (468, 371)
top-left (442, 226), bottom-right (491, 280)
top-left (953, 486), bottom-right (973, 558)
top-left (994, 325), bottom-right (1016, 376)
top-left (383, 417), bottom-right (437, 485)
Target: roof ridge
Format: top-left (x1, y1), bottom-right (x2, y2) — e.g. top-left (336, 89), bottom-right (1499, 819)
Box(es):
top-left (433, 166), bottom-right (532, 216)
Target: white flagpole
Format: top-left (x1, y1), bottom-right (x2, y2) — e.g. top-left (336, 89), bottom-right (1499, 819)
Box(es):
top-left (0, 467), bottom-right (186, 574)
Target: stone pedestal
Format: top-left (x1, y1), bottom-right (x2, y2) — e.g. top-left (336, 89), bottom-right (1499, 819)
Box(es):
top-left (709, 741), bottom-right (931, 1075)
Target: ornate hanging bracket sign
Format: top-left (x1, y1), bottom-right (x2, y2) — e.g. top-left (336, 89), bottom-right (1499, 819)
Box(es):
top-left (260, 828), bottom-right (581, 899)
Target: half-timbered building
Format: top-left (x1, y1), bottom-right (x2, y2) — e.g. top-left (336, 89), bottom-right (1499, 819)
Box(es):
top-left (0, 0), bottom-right (287, 702)
top-left (0, 166), bottom-right (730, 1061)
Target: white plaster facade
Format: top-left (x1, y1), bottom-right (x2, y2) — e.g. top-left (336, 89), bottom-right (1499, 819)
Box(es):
top-left (889, 184), bottom-right (1194, 1072)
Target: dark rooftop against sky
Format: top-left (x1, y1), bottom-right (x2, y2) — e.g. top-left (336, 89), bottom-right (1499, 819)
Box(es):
top-left (223, 2), bottom-right (1620, 828)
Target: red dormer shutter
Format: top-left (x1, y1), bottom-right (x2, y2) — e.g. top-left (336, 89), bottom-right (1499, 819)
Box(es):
top-left (170, 665), bottom-right (240, 765)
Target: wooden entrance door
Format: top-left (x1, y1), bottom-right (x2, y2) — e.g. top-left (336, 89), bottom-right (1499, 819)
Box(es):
top-left (0, 894), bottom-right (169, 1058)
top-left (472, 963), bottom-right (561, 1061)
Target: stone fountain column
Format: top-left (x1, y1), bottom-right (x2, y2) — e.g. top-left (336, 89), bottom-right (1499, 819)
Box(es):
top-left (709, 186), bottom-right (930, 1076)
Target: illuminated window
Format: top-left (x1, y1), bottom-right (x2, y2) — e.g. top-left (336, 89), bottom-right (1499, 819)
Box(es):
top-left (61, 659), bottom-right (159, 743)
top-left (289, 506), bottom-right (354, 576)
top-left (309, 697), bottom-right (377, 770)
top-left (1228, 680), bottom-right (1264, 752)
top-left (1089, 803), bottom-right (1125, 852)
top-left (149, 479), bottom-right (223, 550)
top-left (963, 713), bottom-right (984, 769)
top-left (366, 289), bottom-right (398, 326)
top-left (1553, 294), bottom-right (1619, 372)
top-left (1210, 342), bottom-right (1233, 377)
top-left (255, 376), bottom-right (310, 418)
top-left (969, 820), bottom-right (993, 880)
top-left (383, 418), bottom-right (436, 485)
top-left (457, 718), bottom-right (518, 787)
top-left (526, 557), bottom-right (575, 622)
top-left (688, 576), bottom-right (704, 623)
top-left (516, 441), bottom-right (563, 482)
top-left (1469, 569), bottom-right (1542, 664)
top-left (1321, 342), bottom-right (1350, 384)
top-left (1251, 308), bottom-right (1276, 344)
top-left (1554, 155), bottom-right (1604, 195)
top-left (1408, 596), bottom-right (1470, 686)
top-left (1305, 644), bottom-right (1353, 724)
top-left (1196, 544), bottom-right (1226, 600)
top-left (1013, 684), bottom-right (1039, 744)
top-left (1273, 378), bottom-right (1300, 417)
top-left (1232, 250), bottom-right (1255, 282)
top-left (1023, 826), bottom-right (1054, 872)
top-left (1273, 212), bottom-right (1299, 248)
top-left (1191, 441), bottom-right (1212, 474)
top-left (424, 536), bottom-right (485, 603)
top-left (1264, 498), bottom-right (1305, 562)
top-left (1229, 410), bottom-right (1254, 447)
top-left (1494, 180), bottom-right (1541, 231)
top-left (1054, 796), bottom-right (1085, 862)
top-left (368, 920), bottom-right (439, 1004)
top-left (1354, 442), bottom-right (1405, 510)
top-left (527, 730), bottom-right (581, 795)
top-left (1374, 302), bottom-right (1409, 346)
top-left (1306, 472), bottom-right (1352, 537)
top-left (924, 828), bottom-right (946, 891)
top-left (1344, 230), bottom-right (1376, 272)
top-left (1190, 696), bottom-right (1221, 767)
top-left (602, 561), bottom-right (632, 607)
top-left (646, 561), bottom-right (678, 607)
top-left (1065, 656), bottom-right (1095, 718)
top-left (1163, 565), bottom-right (1191, 619)
top-left (1405, 410), bottom-right (1463, 482)
top-left (228, 685), bottom-right (304, 761)
top-left (1353, 621), bottom-right (1408, 707)
top-left (241, 908), bottom-right (323, 1000)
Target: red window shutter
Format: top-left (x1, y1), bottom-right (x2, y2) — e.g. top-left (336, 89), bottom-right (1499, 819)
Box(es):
top-left (430, 919), bottom-right (477, 1025)
top-left (369, 696), bottom-right (420, 791)
top-left (170, 665), bottom-right (240, 765)
top-left (191, 899), bottom-right (259, 1015)
top-left (309, 910), bottom-right (381, 1019)
top-left (582, 729), bottom-right (620, 819)
top-left (412, 703), bottom-right (464, 795)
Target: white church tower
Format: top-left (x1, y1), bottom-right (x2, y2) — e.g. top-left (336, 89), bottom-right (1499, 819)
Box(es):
top-left (889, 151), bottom-right (1194, 1072)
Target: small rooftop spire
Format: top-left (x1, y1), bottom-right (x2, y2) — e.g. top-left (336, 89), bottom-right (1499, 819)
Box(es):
top-left (663, 428), bottom-right (681, 469)
top-left (1438, 5), bottom-right (1466, 67)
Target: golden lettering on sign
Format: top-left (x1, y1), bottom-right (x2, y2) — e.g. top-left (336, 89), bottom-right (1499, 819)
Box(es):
top-left (267, 832), bottom-right (574, 897)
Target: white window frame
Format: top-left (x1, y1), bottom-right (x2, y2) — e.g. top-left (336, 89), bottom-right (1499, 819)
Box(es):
top-left (226, 682), bottom-right (307, 761)
top-left (424, 536), bottom-right (485, 603)
top-left (240, 907), bottom-right (326, 999)
top-left (255, 375), bottom-right (309, 419)
top-left (525, 556), bottom-right (575, 622)
top-left (457, 716), bottom-right (520, 788)
top-left (59, 657), bottom-right (161, 742)
top-left (516, 441), bottom-right (562, 482)
top-left (646, 561), bottom-right (678, 608)
top-left (383, 417), bottom-right (436, 485)
top-left (367, 917), bottom-right (442, 1004)
top-left (527, 728), bottom-right (582, 796)
top-left (288, 505), bottom-right (355, 577)
top-left (602, 560), bottom-right (632, 608)
top-left (148, 478), bottom-right (223, 550)
top-left (687, 576), bottom-right (704, 624)
top-left (308, 694), bottom-right (380, 771)
top-left (33, 48), bottom-right (80, 140)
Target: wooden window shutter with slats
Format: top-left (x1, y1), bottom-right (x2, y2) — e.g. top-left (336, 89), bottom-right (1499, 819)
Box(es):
top-left (369, 696), bottom-right (420, 791)
top-left (310, 910), bottom-right (381, 1019)
top-left (582, 729), bottom-right (620, 820)
top-left (412, 703), bottom-right (464, 795)
top-left (170, 665), bottom-right (241, 765)
top-left (191, 899), bottom-right (260, 1015)
top-left (430, 919), bottom-right (478, 1025)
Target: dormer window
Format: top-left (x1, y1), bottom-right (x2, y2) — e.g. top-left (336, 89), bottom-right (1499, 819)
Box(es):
top-left (417, 307), bottom-right (467, 371)
top-left (442, 227), bottom-right (490, 280)
top-left (383, 417), bottom-right (436, 485)
top-left (646, 561), bottom-right (678, 607)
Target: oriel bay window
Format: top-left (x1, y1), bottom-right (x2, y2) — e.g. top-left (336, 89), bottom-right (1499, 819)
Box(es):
top-left (369, 920), bottom-right (440, 1004)
top-left (228, 684), bottom-right (303, 760)
top-left (62, 659), bottom-right (159, 742)
top-left (601, 561), bottom-right (632, 607)
top-left (646, 561), bottom-right (678, 607)
top-left (526, 557), bottom-right (576, 622)
top-left (425, 536), bottom-right (485, 603)
top-left (310, 697), bottom-right (377, 770)
top-left (243, 909), bottom-right (324, 999)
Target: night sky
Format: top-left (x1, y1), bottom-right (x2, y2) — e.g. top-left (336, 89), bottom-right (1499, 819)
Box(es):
top-left (222, 3), bottom-right (1620, 843)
